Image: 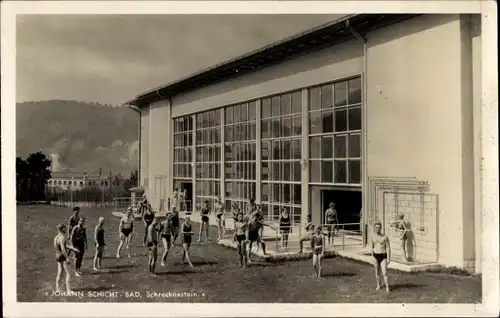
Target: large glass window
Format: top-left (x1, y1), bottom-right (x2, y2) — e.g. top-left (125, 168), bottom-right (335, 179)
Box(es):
top-left (173, 115), bottom-right (193, 181)
top-left (195, 109), bottom-right (222, 210)
top-left (261, 91), bottom-right (302, 223)
top-left (308, 77), bottom-right (362, 184)
top-left (224, 101), bottom-right (257, 209)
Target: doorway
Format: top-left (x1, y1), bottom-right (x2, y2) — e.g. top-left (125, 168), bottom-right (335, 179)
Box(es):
top-left (180, 181), bottom-right (193, 212)
top-left (322, 188), bottom-right (362, 231)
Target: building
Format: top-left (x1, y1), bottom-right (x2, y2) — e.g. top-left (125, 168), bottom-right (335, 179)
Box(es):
top-left (127, 14), bottom-right (483, 272)
top-left (48, 170), bottom-right (116, 191)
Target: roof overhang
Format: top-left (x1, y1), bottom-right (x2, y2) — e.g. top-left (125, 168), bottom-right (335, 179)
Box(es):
top-left (127, 14), bottom-right (420, 108)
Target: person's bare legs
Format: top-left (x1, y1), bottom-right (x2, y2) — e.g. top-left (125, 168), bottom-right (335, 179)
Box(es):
top-left (245, 241), bottom-right (253, 264)
top-left (126, 235), bottom-right (133, 258)
top-left (56, 262), bottom-right (63, 291)
top-left (318, 254), bottom-right (322, 278)
top-left (374, 261), bottom-right (381, 290)
top-left (237, 241), bottom-right (244, 267)
top-left (401, 239), bottom-right (407, 261)
top-left (312, 254), bottom-right (319, 277)
top-left (62, 262), bottom-right (72, 293)
top-left (182, 243), bottom-right (194, 267)
top-left (204, 221), bottom-right (209, 242)
top-left (217, 219), bottom-right (222, 240)
top-left (116, 233), bottom-right (125, 258)
top-left (381, 258), bottom-right (390, 292)
top-left (197, 223), bottom-right (204, 243)
top-left (161, 237), bottom-right (170, 266)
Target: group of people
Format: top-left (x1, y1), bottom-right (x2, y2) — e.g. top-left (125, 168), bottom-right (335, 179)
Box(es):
top-left (53, 197), bottom-right (395, 293)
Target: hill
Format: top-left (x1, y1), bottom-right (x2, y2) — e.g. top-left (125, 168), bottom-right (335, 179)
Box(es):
top-left (16, 100), bottom-right (139, 175)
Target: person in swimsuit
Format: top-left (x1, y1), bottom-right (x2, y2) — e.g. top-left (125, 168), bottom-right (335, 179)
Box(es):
top-left (214, 196), bottom-right (225, 241)
top-left (93, 217), bottom-right (105, 270)
top-left (179, 188), bottom-right (187, 211)
top-left (198, 200), bottom-right (211, 243)
top-left (325, 202), bottom-right (338, 245)
top-left (279, 208), bottom-right (292, 250)
top-left (70, 217), bottom-right (87, 276)
top-left (233, 213), bottom-right (248, 268)
top-left (231, 202), bottom-right (240, 231)
top-left (116, 207), bottom-right (135, 259)
top-left (171, 206), bottom-right (180, 246)
top-left (391, 213), bottom-right (409, 261)
top-left (299, 215), bottom-right (315, 253)
top-left (160, 213), bottom-right (175, 267)
top-left (371, 221), bottom-right (391, 292)
top-left (67, 206), bottom-right (81, 257)
top-left (181, 216), bottom-right (194, 268)
top-left (245, 208), bottom-right (267, 264)
top-left (245, 198), bottom-right (256, 216)
top-left (311, 226), bottom-right (325, 278)
top-left (146, 217), bottom-right (161, 275)
top-left (254, 204), bottom-right (265, 252)
top-left (171, 188), bottom-right (179, 213)
top-left (54, 223), bottom-right (73, 293)
top-left (142, 204), bottom-right (155, 247)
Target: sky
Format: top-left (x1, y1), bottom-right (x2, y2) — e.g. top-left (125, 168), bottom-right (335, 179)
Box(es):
top-left (16, 14), bottom-right (343, 105)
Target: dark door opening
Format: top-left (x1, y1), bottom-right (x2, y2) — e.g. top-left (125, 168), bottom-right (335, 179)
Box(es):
top-left (322, 189), bottom-right (362, 231)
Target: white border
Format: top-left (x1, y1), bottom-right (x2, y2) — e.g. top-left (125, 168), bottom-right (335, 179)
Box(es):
top-left (1, 1), bottom-right (498, 317)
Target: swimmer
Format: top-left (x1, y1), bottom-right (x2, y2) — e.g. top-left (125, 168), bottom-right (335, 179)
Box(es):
top-left (171, 206), bottom-right (180, 246)
top-left (54, 223), bottom-right (75, 293)
top-left (142, 204), bottom-right (155, 247)
top-left (67, 206), bottom-right (81, 257)
top-left (371, 221), bottom-right (391, 292)
top-left (246, 208), bottom-right (267, 263)
top-left (93, 217), bottom-right (105, 270)
top-left (311, 226), bottom-right (325, 278)
top-left (325, 202), bottom-right (337, 245)
top-left (116, 207), bottom-right (135, 259)
top-left (234, 213), bottom-right (248, 268)
top-left (197, 200), bottom-right (211, 243)
top-left (70, 217), bottom-right (87, 276)
top-left (145, 217), bottom-right (161, 275)
top-left (160, 213), bottom-right (175, 267)
top-left (181, 216), bottom-right (194, 268)
top-left (214, 196), bottom-right (225, 241)
top-left (299, 215), bottom-right (314, 253)
top-left (279, 208), bottom-right (292, 250)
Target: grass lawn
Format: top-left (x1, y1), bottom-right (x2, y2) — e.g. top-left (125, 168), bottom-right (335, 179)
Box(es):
top-left (17, 205), bottom-right (481, 303)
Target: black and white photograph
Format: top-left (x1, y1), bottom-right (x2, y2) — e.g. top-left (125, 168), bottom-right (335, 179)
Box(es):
top-left (1, 1), bottom-right (498, 317)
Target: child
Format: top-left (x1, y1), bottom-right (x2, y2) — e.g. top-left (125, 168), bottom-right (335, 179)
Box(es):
top-left (279, 208), bottom-right (292, 250)
top-left (311, 226), bottom-right (325, 278)
top-left (93, 217), bottom-right (105, 271)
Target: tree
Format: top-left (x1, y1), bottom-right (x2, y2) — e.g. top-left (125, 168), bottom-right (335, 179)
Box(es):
top-left (16, 151), bottom-right (52, 202)
top-left (123, 169), bottom-right (138, 193)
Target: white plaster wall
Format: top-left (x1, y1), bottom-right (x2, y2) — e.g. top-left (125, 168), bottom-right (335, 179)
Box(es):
top-left (171, 40), bottom-right (363, 117)
top-left (140, 107), bottom-right (150, 194)
top-left (366, 14), bottom-right (474, 268)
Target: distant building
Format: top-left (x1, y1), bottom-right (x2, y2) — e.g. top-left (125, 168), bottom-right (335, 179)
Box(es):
top-left (47, 170), bottom-right (120, 190)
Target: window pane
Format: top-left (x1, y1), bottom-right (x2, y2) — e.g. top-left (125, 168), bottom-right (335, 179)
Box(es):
top-left (293, 184), bottom-right (301, 204)
top-left (225, 127), bottom-right (233, 142)
top-left (334, 135), bottom-right (347, 158)
top-left (271, 96), bottom-right (280, 117)
top-left (273, 183), bottom-right (281, 203)
top-left (322, 160), bottom-right (333, 183)
top-left (272, 118), bottom-right (280, 138)
top-left (334, 160), bottom-right (347, 183)
top-left (322, 110), bottom-right (334, 133)
top-left (283, 183), bottom-right (291, 203)
top-left (281, 94), bottom-right (292, 115)
top-left (309, 111), bottom-right (321, 134)
top-left (348, 77), bottom-right (362, 104)
top-left (248, 101), bottom-right (256, 121)
top-left (225, 107), bottom-right (233, 124)
top-left (348, 107), bottom-right (362, 131)
top-left (261, 119), bottom-right (270, 139)
top-left (310, 160), bottom-right (321, 182)
top-left (292, 115), bottom-right (302, 136)
top-left (321, 136), bottom-right (333, 159)
top-left (309, 87), bottom-right (321, 111)
top-left (321, 84), bottom-right (333, 109)
top-left (310, 136), bottom-right (321, 158)
top-left (293, 207), bottom-right (302, 224)
top-left (262, 141), bottom-right (269, 160)
top-left (348, 134), bottom-right (361, 158)
top-left (273, 162), bottom-right (280, 181)
top-left (335, 109), bottom-right (348, 132)
top-left (292, 139), bottom-right (301, 159)
top-left (282, 116), bottom-right (291, 137)
top-left (349, 160), bottom-right (361, 184)
top-left (292, 91), bottom-right (302, 114)
top-left (262, 183), bottom-right (269, 202)
top-left (293, 161), bottom-right (301, 182)
top-left (234, 104), bottom-right (241, 123)
top-left (282, 140), bottom-right (291, 160)
top-left (241, 103), bottom-right (248, 121)
top-left (262, 98), bottom-right (271, 119)
top-left (249, 123), bottom-right (256, 140)
top-left (334, 81), bottom-right (348, 107)
top-left (283, 162), bottom-right (291, 181)
top-left (272, 140), bottom-right (280, 160)
top-left (262, 161), bottom-right (269, 180)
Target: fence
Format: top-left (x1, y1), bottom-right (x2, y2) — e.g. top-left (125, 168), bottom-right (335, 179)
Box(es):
top-left (49, 188), bottom-right (117, 208)
top-left (222, 221), bottom-right (363, 255)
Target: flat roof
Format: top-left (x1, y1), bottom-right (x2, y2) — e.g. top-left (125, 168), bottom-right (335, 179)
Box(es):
top-left (127, 14), bottom-right (419, 108)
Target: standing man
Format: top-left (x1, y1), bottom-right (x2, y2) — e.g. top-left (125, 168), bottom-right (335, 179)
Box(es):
top-left (67, 207), bottom-right (81, 257)
top-left (145, 217), bottom-right (161, 275)
top-left (93, 217), bottom-right (106, 271)
top-left (70, 217), bottom-right (88, 276)
top-left (325, 202), bottom-right (338, 245)
top-left (171, 188), bottom-right (180, 213)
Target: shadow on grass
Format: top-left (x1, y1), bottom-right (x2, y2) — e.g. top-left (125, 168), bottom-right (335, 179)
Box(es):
top-left (108, 264), bottom-right (135, 269)
top-left (322, 272), bottom-right (357, 277)
top-left (190, 260), bottom-right (219, 266)
top-left (390, 283), bottom-right (425, 291)
top-left (88, 269), bottom-right (131, 275)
